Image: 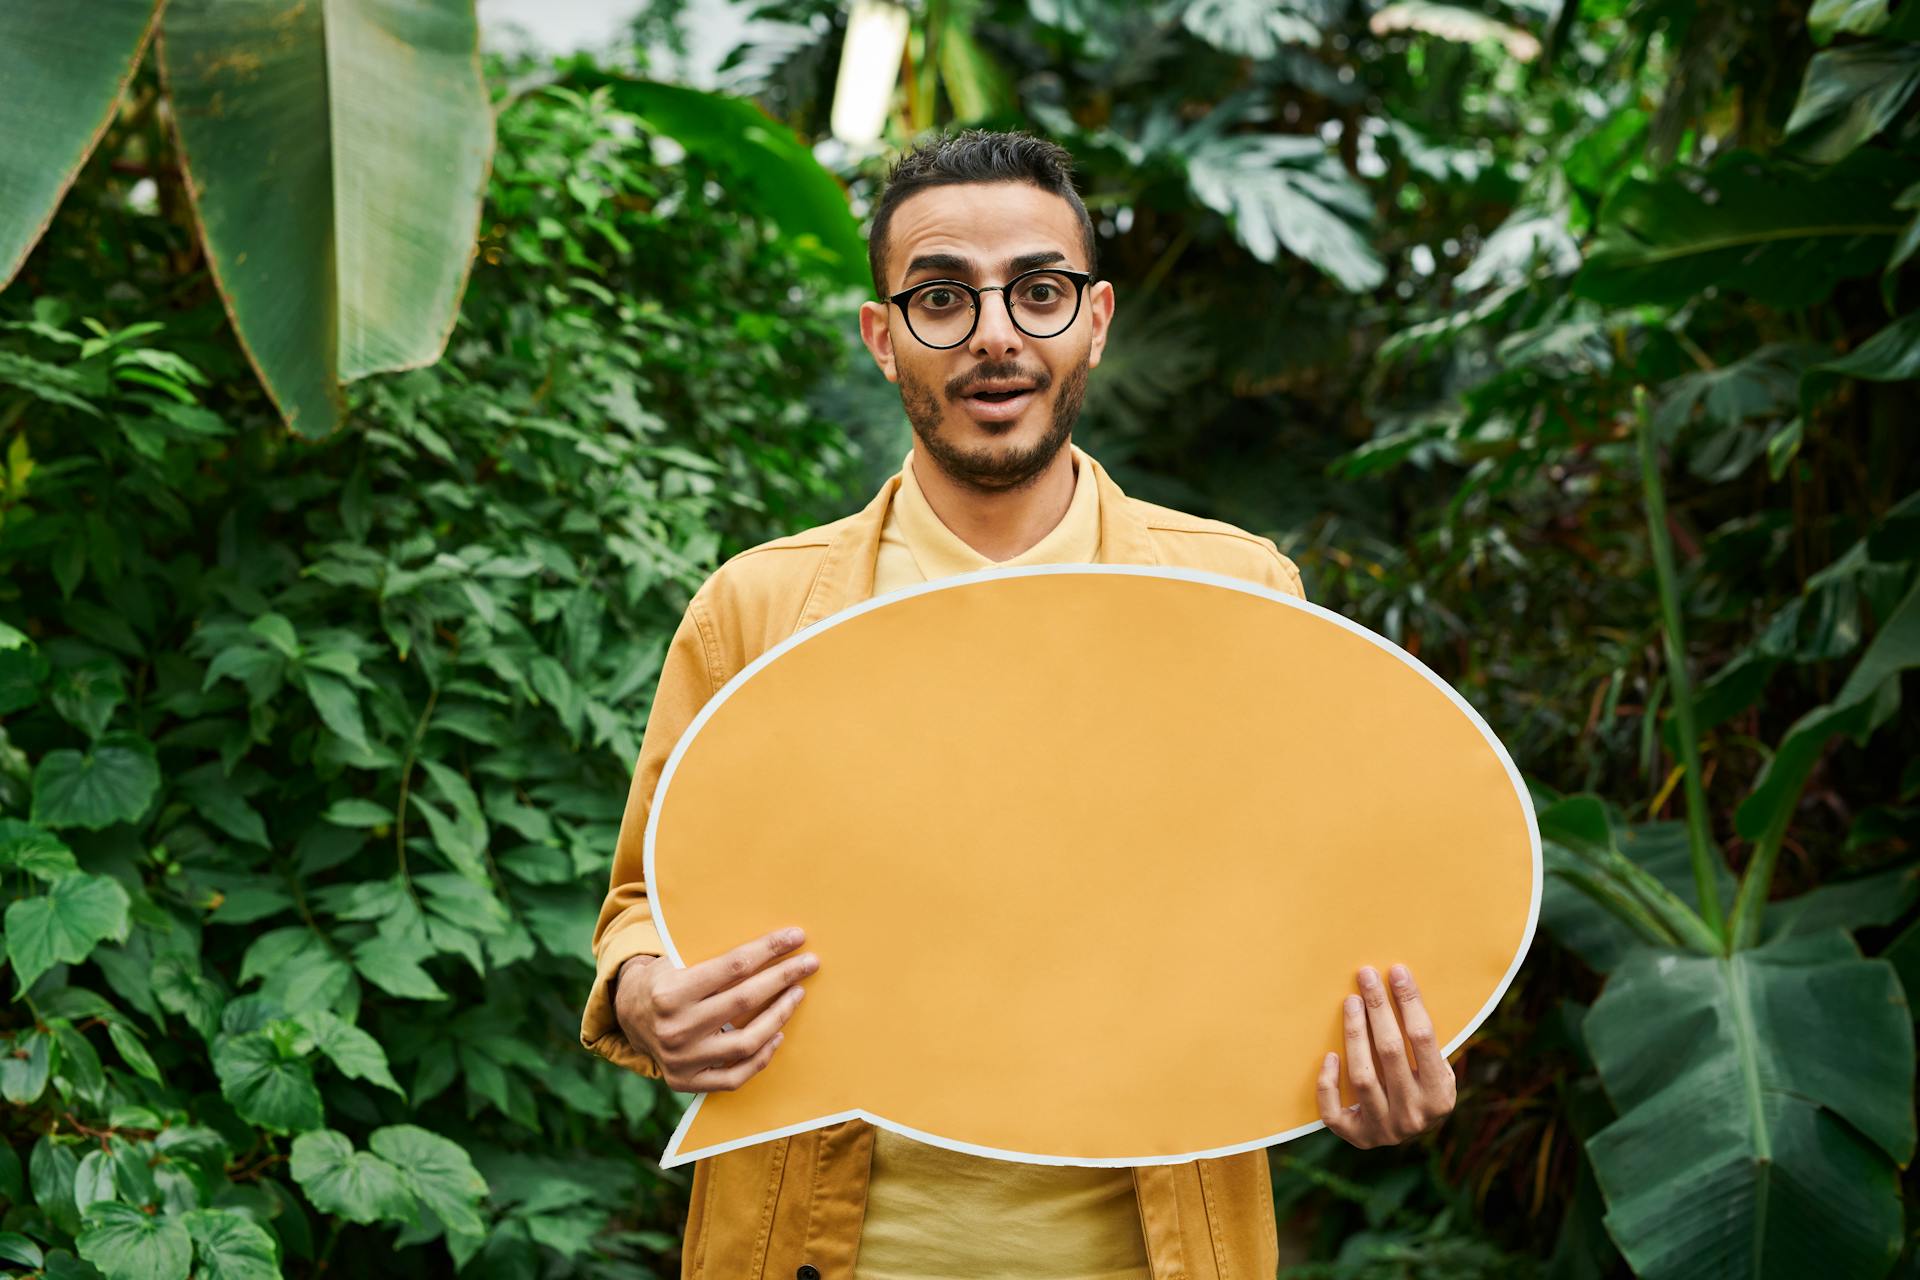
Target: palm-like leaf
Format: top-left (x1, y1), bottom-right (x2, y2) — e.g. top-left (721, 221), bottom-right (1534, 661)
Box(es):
top-left (1583, 930), bottom-right (1914, 1279)
top-left (159, 0), bottom-right (494, 437)
top-left (0, 0), bottom-right (164, 287)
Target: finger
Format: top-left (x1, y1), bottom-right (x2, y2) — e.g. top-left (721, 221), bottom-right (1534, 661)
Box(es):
top-left (696, 1029), bottom-right (786, 1092)
top-left (1388, 963), bottom-right (1452, 1091)
top-left (679, 947), bottom-right (820, 1039)
top-left (1315, 1050), bottom-right (1352, 1139)
top-left (1342, 993), bottom-right (1388, 1123)
top-left (686, 984), bottom-right (807, 1070)
top-left (1357, 966), bottom-right (1417, 1103)
top-left (680, 927), bottom-right (808, 1003)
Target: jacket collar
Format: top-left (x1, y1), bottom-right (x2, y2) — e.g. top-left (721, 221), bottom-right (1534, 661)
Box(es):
top-left (792, 442), bottom-right (1160, 634)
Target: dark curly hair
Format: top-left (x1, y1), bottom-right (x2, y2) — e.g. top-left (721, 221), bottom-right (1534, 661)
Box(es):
top-left (865, 129), bottom-right (1097, 296)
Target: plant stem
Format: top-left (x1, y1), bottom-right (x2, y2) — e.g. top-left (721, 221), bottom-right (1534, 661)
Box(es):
top-left (1633, 385), bottom-right (1727, 946)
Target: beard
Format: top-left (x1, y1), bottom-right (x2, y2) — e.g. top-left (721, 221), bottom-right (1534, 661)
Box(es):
top-left (899, 354), bottom-right (1089, 495)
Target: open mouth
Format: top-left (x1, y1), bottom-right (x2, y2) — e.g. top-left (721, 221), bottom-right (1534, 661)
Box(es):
top-left (969, 388), bottom-right (1029, 403)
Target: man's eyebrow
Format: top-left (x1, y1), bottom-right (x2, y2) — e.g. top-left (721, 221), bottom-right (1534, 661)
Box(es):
top-left (1006, 249), bottom-right (1069, 274)
top-left (903, 252), bottom-right (974, 282)
top-left (900, 248), bottom-right (1073, 285)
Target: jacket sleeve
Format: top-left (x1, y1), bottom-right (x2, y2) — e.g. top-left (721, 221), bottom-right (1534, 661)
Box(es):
top-left (579, 589), bottom-right (720, 1078)
top-left (1263, 539), bottom-right (1308, 602)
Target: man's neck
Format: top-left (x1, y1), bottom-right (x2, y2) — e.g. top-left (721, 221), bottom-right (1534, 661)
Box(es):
top-left (910, 444), bottom-right (1079, 563)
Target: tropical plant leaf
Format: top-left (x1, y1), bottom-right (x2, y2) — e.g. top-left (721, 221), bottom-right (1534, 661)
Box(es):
top-left (1181, 0), bottom-right (1323, 57)
top-left (1582, 930), bottom-right (1914, 1278)
top-left (0, 818), bottom-right (78, 881)
top-left (182, 1208), bottom-right (280, 1280)
top-left (157, 0), bottom-right (494, 437)
top-left (29, 733), bottom-right (160, 830)
top-left (568, 71), bottom-right (868, 291)
top-left (1736, 576), bottom-right (1920, 844)
top-left (299, 1009), bottom-right (404, 1097)
top-left (210, 1031), bottom-right (324, 1133)
top-left (289, 1130), bottom-right (414, 1225)
top-left (369, 1125), bottom-right (487, 1238)
top-left (1810, 0), bottom-right (1920, 43)
top-left (1187, 133), bottom-right (1386, 290)
top-left (0, 1), bottom-right (164, 288)
top-left (1783, 42), bottom-right (1920, 164)
top-left (0, 1030), bottom-right (52, 1105)
top-left (1573, 148), bottom-right (1909, 308)
top-left (5, 872), bottom-right (131, 990)
top-left (76, 1202), bottom-right (192, 1280)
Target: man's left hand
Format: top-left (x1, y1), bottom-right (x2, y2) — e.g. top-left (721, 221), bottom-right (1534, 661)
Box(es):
top-left (1316, 964), bottom-right (1458, 1149)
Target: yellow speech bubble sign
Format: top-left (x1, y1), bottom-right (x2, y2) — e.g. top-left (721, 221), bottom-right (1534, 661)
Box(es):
top-left (649, 565), bottom-right (1539, 1168)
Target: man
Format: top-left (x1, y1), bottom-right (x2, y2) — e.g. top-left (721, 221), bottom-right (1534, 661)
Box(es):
top-left (581, 130), bottom-right (1459, 1280)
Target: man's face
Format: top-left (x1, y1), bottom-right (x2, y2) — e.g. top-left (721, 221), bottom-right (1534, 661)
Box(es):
top-left (858, 181), bottom-right (1115, 494)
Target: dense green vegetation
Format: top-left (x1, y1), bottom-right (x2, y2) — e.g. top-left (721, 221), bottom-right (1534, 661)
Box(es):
top-left (0, 68), bottom-right (862, 1278)
top-left (2, 0), bottom-right (1916, 1276)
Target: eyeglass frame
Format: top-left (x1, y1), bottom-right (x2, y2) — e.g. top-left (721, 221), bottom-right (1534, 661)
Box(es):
top-left (885, 266), bottom-right (1095, 350)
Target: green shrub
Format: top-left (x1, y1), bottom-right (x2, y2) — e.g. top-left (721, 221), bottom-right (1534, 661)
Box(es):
top-left (0, 74), bottom-right (863, 1279)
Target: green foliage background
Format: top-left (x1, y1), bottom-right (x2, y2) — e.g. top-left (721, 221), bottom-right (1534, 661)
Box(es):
top-left (3, 0), bottom-right (1920, 1277)
top-left (0, 71), bottom-right (863, 1278)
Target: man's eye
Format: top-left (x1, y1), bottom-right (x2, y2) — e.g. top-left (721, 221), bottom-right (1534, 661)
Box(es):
top-left (922, 288), bottom-right (961, 309)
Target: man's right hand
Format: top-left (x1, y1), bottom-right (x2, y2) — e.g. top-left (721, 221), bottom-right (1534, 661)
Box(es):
top-left (612, 927), bottom-right (818, 1092)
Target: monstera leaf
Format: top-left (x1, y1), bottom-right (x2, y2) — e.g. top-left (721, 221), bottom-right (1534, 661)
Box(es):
top-left (1582, 930), bottom-right (1914, 1279)
top-left (1187, 133), bottom-right (1386, 291)
top-left (1574, 148), bottom-right (1910, 308)
top-left (0, 0), bottom-right (164, 287)
top-left (159, 0), bottom-right (493, 437)
top-left (1181, 0), bottom-right (1323, 56)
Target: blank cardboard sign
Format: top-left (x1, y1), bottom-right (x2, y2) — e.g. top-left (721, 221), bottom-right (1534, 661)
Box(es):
top-left (648, 565), bottom-right (1539, 1168)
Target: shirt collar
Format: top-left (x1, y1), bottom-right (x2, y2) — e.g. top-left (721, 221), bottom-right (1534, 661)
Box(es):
top-left (891, 441), bottom-right (1102, 580)
top-left (792, 442), bottom-right (1159, 635)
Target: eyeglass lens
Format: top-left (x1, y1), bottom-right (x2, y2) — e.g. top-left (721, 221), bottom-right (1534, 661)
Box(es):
top-left (906, 271), bottom-right (1081, 347)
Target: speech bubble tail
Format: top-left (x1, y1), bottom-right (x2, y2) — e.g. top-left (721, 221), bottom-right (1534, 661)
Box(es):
top-left (660, 1094), bottom-right (866, 1169)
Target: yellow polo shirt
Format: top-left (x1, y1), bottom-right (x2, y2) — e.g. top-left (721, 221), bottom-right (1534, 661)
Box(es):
top-left (854, 442), bottom-right (1150, 1280)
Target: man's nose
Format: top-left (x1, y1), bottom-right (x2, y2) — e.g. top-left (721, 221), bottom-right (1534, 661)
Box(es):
top-left (968, 289), bottom-right (1024, 359)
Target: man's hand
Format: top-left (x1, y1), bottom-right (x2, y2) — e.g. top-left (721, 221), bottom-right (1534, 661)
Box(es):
top-left (613, 927), bottom-right (818, 1092)
top-left (1316, 963), bottom-right (1458, 1149)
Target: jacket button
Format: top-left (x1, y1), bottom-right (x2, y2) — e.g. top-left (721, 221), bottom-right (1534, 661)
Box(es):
top-left (796, 1268), bottom-right (821, 1280)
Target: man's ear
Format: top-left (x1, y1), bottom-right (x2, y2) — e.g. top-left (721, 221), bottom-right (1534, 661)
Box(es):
top-left (1085, 280), bottom-right (1116, 371)
top-left (858, 300), bottom-right (900, 384)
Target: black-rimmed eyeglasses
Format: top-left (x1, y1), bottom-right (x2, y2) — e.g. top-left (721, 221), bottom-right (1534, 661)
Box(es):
top-left (887, 267), bottom-right (1093, 350)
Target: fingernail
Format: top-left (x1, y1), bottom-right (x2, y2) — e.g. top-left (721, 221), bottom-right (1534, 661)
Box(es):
top-left (783, 928), bottom-right (803, 946)
top-left (772, 1032), bottom-right (785, 1047)
top-left (1358, 966), bottom-right (1379, 989)
top-left (1345, 995), bottom-right (1361, 1015)
top-left (1390, 964), bottom-right (1410, 987)
top-left (801, 953), bottom-right (819, 974)
top-left (1324, 1052), bottom-right (1337, 1068)
top-left (791, 986), bottom-right (806, 1003)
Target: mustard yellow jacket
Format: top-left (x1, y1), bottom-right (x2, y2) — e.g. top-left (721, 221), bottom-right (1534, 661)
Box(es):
top-left (582, 448), bottom-right (1307, 1280)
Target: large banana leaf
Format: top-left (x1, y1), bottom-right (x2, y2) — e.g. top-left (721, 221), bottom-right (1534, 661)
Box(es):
top-left (1573, 148), bottom-right (1910, 308)
top-left (0, 0), bottom-right (164, 288)
top-left (158, 0), bottom-right (492, 437)
top-left (567, 71), bottom-right (869, 293)
top-left (1583, 929), bottom-right (1914, 1279)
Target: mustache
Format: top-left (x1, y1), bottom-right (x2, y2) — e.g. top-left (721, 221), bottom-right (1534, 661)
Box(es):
top-left (945, 362), bottom-right (1053, 400)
